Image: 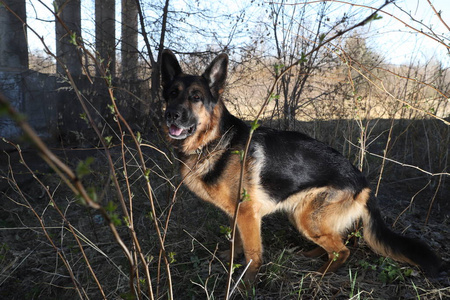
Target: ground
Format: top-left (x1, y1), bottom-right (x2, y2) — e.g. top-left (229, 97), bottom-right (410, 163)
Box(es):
top-left (0, 134), bottom-right (448, 299)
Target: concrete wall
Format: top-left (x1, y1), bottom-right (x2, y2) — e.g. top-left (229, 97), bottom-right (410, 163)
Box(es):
top-left (1, 69), bottom-right (149, 145)
top-left (0, 0), bottom-right (148, 147)
top-left (0, 71), bottom-right (58, 140)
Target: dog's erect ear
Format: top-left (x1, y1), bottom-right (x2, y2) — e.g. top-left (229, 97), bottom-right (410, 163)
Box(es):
top-left (161, 49), bottom-right (182, 88)
top-left (202, 53), bottom-right (228, 100)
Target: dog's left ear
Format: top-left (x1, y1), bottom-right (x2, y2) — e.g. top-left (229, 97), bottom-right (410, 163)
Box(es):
top-left (161, 49), bottom-right (182, 88)
top-left (203, 53), bottom-right (228, 100)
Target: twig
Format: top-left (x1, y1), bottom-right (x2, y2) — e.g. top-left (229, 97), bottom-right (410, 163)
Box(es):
top-left (8, 140), bottom-right (107, 299)
top-left (346, 139), bottom-right (450, 177)
top-left (393, 180), bottom-right (430, 227)
top-left (2, 152), bottom-right (87, 299)
top-left (375, 117), bottom-right (395, 197)
top-left (426, 0), bottom-right (450, 32)
top-left (425, 175), bottom-right (442, 225)
top-left (229, 259), bottom-right (253, 298)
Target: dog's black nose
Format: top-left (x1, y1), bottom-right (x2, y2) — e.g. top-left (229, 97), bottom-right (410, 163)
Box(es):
top-left (165, 109), bottom-right (181, 122)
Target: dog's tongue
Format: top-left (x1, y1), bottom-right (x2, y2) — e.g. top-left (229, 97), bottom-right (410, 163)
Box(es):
top-left (169, 125), bottom-right (183, 136)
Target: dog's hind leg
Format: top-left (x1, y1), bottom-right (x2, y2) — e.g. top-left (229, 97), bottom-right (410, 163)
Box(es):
top-left (302, 246), bottom-right (327, 258)
top-left (308, 234), bottom-right (350, 274)
top-left (291, 188), bottom-right (355, 274)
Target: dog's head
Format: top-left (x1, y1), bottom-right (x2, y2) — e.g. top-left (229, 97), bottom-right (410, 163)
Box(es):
top-left (161, 49), bottom-right (228, 147)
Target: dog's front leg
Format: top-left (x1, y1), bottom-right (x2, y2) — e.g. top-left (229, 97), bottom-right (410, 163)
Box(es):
top-left (235, 201), bottom-right (263, 287)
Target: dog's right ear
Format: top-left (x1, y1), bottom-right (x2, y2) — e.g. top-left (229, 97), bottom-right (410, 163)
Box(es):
top-left (202, 53), bottom-right (228, 101)
top-left (161, 49), bottom-right (182, 88)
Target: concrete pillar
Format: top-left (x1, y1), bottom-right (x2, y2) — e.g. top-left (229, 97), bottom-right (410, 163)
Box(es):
top-left (0, 0), bottom-right (28, 71)
top-left (121, 0), bottom-right (138, 80)
top-left (55, 0), bottom-right (82, 76)
top-left (95, 0), bottom-right (116, 77)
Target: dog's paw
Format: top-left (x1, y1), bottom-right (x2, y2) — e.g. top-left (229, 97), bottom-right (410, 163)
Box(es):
top-left (301, 246), bottom-right (327, 258)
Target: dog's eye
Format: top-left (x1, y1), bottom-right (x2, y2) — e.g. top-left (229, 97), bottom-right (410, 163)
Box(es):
top-left (170, 90), bottom-right (178, 97)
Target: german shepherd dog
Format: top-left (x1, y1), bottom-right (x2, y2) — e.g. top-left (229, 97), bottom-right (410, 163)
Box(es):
top-left (161, 49), bottom-right (442, 285)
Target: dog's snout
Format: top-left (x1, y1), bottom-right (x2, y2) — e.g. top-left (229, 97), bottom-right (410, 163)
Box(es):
top-left (165, 109), bottom-right (181, 122)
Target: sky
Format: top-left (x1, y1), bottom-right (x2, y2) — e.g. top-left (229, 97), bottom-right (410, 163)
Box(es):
top-left (25, 0), bottom-right (450, 67)
top-left (369, 0), bottom-right (450, 66)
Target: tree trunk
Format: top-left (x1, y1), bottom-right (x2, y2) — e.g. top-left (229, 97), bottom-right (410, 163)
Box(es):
top-left (95, 0), bottom-right (116, 77)
top-left (55, 0), bottom-right (82, 76)
top-left (121, 0), bottom-right (138, 80)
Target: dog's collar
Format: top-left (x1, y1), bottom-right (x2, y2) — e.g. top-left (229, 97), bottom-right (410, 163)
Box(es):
top-left (187, 148), bottom-right (203, 156)
top-left (183, 126), bottom-right (234, 158)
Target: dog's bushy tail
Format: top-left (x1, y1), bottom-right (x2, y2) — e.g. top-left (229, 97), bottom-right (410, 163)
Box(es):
top-left (361, 195), bottom-right (442, 276)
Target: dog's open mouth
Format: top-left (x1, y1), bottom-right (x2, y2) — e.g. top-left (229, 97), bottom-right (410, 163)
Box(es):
top-left (168, 124), bottom-right (196, 139)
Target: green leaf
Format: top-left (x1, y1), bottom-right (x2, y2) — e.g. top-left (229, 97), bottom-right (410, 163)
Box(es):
top-left (107, 104), bottom-right (115, 115)
top-left (146, 211), bottom-right (154, 221)
top-left (136, 131), bottom-right (142, 144)
top-left (226, 262), bottom-right (242, 273)
top-left (231, 150), bottom-right (245, 161)
top-left (168, 252), bottom-right (176, 264)
top-left (365, 13), bottom-right (383, 25)
top-left (219, 225), bottom-right (232, 239)
top-left (146, 255), bottom-right (154, 264)
top-left (79, 113), bottom-right (88, 124)
top-left (76, 157), bottom-right (94, 179)
top-left (269, 93), bottom-right (280, 101)
top-left (87, 186), bottom-right (98, 202)
top-left (104, 136), bottom-right (113, 147)
top-left (241, 188), bottom-right (251, 202)
top-left (298, 52), bottom-right (308, 64)
top-left (274, 63), bottom-right (285, 76)
top-left (332, 251), bottom-right (340, 261)
top-left (110, 213), bottom-right (122, 226)
top-left (139, 278), bottom-right (146, 286)
top-left (105, 201), bottom-right (118, 213)
top-left (250, 119), bottom-right (260, 131)
top-left (144, 168), bottom-right (151, 181)
top-left (52, 1), bottom-right (58, 12)
top-left (319, 33), bottom-right (326, 43)
top-left (232, 263), bottom-right (242, 272)
top-left (104, 73), bottom-right (112, 86)
top-left (76, 193), bottom-right (87, 206)
top-left (69, 32), bottom-right (77, 46)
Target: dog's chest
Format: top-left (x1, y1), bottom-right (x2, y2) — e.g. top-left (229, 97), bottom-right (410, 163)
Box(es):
top-left (180, 151), bottom-right (219, 179)
top-left (180, 152), bottom-right (223, 195)
top-left (179, 151), bottom-right (242, 214)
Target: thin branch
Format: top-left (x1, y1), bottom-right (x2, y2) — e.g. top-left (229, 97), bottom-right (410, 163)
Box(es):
top-left (346, 139), bottom-right (449, 177)
top-left (4, 141), bottom-right (107, 299)
top-left (135, 0), bottom-right (154, 69)
top-left (426, 0), bottom-right (450, 32)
